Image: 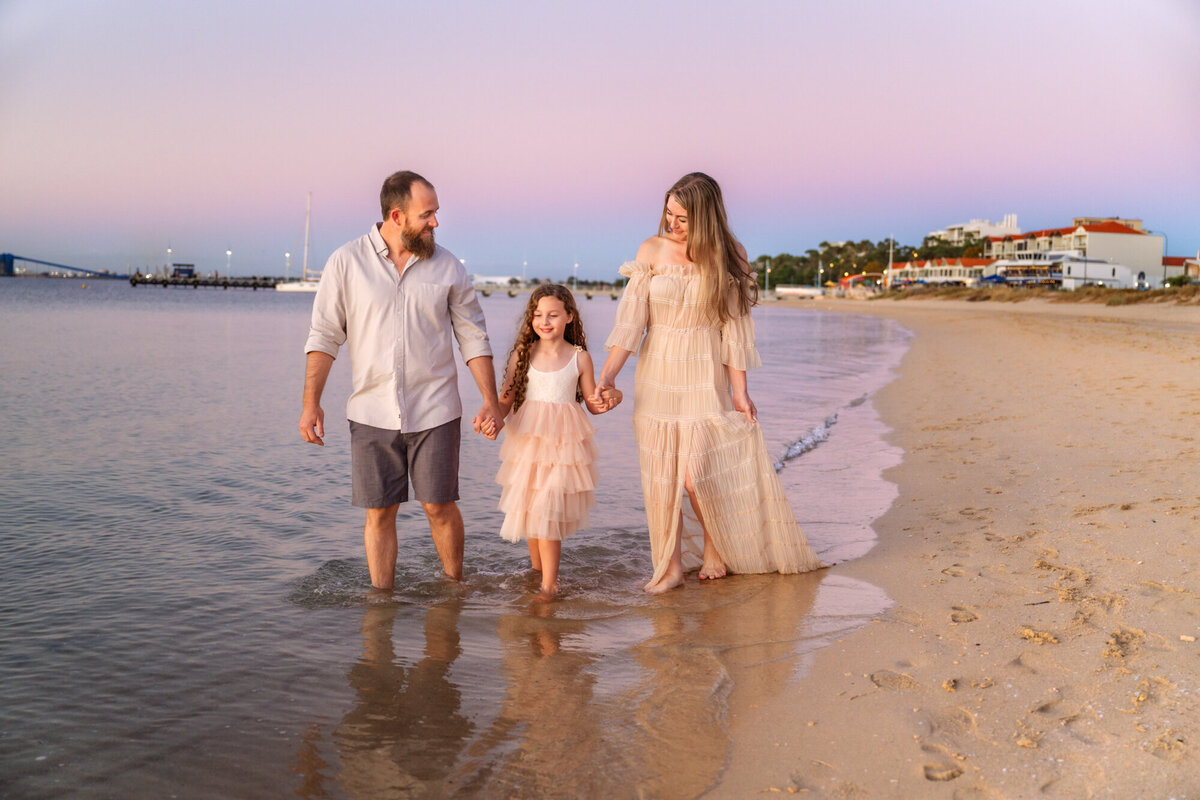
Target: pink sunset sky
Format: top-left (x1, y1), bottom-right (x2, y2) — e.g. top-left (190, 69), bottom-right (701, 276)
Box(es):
top-left (1, 0), bottom-right (1197, 279)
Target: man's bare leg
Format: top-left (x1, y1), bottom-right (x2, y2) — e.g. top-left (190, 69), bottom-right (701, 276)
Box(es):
top-left (422, 501), bottom-right (465, 580)
top-left (364, 504), bottom-right (400, 589)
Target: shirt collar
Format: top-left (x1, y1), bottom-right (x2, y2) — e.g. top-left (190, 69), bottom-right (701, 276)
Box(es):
top-left (369, 223), bottom-right (423, 270)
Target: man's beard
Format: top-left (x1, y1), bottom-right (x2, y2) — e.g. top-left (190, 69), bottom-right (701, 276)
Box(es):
top-left (402, 225), bottom-right (436, 259)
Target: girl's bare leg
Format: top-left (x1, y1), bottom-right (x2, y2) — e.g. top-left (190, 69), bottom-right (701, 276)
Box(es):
top-left (535, 538), bottom-right (561, 599)
top-left (528, 539), bottom-right (542, 571)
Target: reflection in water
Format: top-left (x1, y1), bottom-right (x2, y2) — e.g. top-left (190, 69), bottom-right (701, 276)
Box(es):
top-left (450, 602), bottom-right (632, 796)
top-left (329, 599), bottom-right (472, 799)
top-left (291, 555), bottom-right (891, 798)
top-left (626, 571), bottom-right (824, 799)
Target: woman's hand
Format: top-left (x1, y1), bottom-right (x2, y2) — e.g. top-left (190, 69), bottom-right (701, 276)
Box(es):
top-left (732, 388), bottom-right (757, 424)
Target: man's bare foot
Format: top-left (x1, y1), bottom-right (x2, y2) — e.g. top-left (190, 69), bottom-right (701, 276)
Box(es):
top-left (644, 564), bottom-right (685, 594)
top-left (698, 556), bottom-right (727, 580)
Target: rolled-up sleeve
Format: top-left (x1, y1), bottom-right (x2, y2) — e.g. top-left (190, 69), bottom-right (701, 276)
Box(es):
top-left (720, 302), bottom-right (762, 370)
top-left (605, 261), bottom-right (652, 352)
top-left (448, 266), bottom-right (492, 363)
top-left (304, 257), bottom-right (347, 357)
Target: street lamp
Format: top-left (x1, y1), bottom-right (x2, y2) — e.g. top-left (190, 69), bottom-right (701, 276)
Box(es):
top-left (522, 260), bottom-right (527, 286)
top-left (764, 257), bottom-right (771, 295)
top-left (226, 249), bottom-right (232, 273)
top-left (573, 262), bottom-right (578, 289)
top-left (285, 251), bottom-right (292, 279)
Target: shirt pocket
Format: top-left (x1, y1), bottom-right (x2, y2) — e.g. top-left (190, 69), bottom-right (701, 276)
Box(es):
top-left (408, 282), bottom-right (451, 325)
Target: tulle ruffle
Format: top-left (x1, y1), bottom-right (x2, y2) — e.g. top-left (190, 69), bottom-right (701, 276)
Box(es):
top-left (496, 399), bottom-right (596, 542)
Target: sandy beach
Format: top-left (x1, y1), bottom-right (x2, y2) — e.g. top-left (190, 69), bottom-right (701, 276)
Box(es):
top-left (711, 296), bottom-right (1200, 798)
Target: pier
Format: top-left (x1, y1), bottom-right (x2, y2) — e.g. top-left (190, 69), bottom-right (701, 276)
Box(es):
top-left (1, 253), bottom-right (129, 279)
top-left (128, 274), bottom-right (278, 290)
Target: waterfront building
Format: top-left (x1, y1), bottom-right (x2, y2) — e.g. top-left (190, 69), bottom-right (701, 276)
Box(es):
top-left (984, 218), bottom-right (1169, 285)
top-left (471, 274), bottom-right (521, 287)
top-left (928, 214), bottom-right (1020, 246)
top-left (884, 257), bottom-right (995, 288)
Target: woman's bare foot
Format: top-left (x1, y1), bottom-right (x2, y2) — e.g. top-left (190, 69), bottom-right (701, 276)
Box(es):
top-left (644, 563), bottom-right (685, 594)
top-left (698, 555), bottom-right (727, 580)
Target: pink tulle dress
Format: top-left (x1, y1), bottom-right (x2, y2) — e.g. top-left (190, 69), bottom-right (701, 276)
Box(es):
top-left (497, 348), bottom-right (598, 542)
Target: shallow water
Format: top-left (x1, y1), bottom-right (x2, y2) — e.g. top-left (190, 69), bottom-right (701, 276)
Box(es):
top-left (0, 279), bottom-right (906, 798)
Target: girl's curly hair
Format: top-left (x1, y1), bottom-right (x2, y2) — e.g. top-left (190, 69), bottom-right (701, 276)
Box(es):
top-left (502, 284), bottom-right (588, 413)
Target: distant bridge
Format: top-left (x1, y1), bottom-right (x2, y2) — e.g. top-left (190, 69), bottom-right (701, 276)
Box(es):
top-left (1, 253), bottom-right (130, 279)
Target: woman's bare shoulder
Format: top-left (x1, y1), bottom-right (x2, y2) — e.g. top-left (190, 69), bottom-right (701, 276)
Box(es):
top-left (634, 235), bottom-right (669, 265)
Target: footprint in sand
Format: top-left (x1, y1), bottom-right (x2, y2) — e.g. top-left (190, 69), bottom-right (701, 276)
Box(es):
top-left (1145, 729), bottom-right (1187, 762)
top-left (920, 743), bottom-right (964, 781)
top-left (1062, 711), bottom-right (1113, 746)
top-left (870, 670), bottom-right (921, 690)
top-left (950, 606), bottom-right (979, 624)
top-left (942, 565), bottom-right (968, 578)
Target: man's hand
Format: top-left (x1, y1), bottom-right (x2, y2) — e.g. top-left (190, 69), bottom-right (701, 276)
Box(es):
top-left (299, 403), bottom-right (326, 445)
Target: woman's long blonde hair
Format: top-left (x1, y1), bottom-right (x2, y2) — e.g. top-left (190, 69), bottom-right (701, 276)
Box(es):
top-left (502, 284), bottom-right (588, 413)
top-left (658, 172), bottom-right (758, 323)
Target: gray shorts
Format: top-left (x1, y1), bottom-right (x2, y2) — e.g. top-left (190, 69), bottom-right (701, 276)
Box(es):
top-left (349, 418), bottom-right (460, 508)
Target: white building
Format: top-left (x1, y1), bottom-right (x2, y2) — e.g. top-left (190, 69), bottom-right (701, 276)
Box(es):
top-left (985, 218), bottom-right (1168, 286)
top-left (471, 274), bottom-right (521, 287)
top-left (885, 258), bottom-right (994, 288)
top-left (989, 251), bottom-right (1139, 290)
top-left (928, 214), bottom-right (1020, 246)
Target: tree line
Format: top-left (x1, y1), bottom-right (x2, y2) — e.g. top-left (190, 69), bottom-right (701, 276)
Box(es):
top-left (751, 234), bottom-right (985, 287)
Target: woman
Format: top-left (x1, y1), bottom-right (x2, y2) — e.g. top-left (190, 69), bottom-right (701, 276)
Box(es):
top-left (595, 172), bottom-right (824, 593)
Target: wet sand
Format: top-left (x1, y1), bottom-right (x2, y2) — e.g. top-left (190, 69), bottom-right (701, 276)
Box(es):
top-left (711, 297), bottom-right (1200, 797)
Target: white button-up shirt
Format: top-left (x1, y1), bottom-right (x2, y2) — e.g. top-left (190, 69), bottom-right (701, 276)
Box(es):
top-left (304, 225), bottom-right (492, 432)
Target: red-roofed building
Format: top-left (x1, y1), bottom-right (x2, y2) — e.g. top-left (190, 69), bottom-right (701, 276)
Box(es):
top-left (984, 217), bottom-right (1171, 285)
top-left (884, 257), bottom-right (997, 288)
top-left (1168, 254), bottom-right (1200, 281)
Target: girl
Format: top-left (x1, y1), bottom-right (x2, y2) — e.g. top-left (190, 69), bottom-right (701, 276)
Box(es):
top-left (481, 284), bottom-right (620, 599)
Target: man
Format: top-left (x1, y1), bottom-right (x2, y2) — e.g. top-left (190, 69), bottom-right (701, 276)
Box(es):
top-left (299, 171), bottom-right (503, 589)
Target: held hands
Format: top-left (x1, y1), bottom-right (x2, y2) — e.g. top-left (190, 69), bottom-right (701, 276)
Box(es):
top-left (473, 402), bottom-right (505, 441)
top-left (589, 378), bottom-right (622, 413)
top-left (475, 386), bottom-right (623, 441)
top-left (597, 386), bottom-right (623, 411)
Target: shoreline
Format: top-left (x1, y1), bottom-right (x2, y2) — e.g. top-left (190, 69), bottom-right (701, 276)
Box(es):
top-left (713, 296), bottom-right (1200, 796)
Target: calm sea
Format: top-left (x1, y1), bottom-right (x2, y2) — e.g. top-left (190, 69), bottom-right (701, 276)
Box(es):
top-left (0, 277), bottom-right (908, 799)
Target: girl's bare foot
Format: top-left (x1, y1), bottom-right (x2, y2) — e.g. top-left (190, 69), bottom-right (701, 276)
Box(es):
top-left (533, 582), bottom-right (558, 603)
top-left (644, 564), bottom-right (685, 594)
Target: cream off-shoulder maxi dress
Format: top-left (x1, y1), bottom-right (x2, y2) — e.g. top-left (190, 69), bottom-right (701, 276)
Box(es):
top-left (605, 262), bottom-right (824, 588)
